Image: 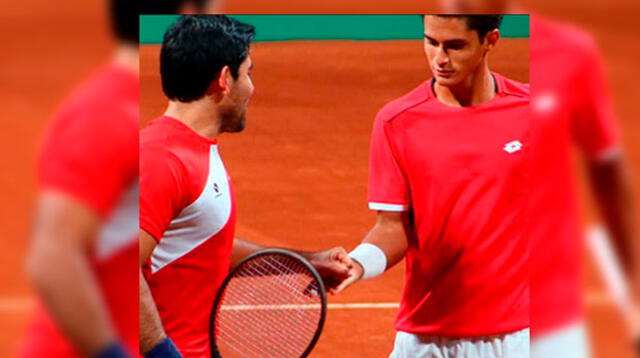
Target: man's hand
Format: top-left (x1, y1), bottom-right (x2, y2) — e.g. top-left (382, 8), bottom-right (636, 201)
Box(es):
top-left (307, 247), bottom-right (357, 295)
top-left (333, 259), bottom-right (364, 294)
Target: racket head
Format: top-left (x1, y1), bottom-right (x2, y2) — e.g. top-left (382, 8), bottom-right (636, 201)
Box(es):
top-left (209, 248), bottom-right (327, 358)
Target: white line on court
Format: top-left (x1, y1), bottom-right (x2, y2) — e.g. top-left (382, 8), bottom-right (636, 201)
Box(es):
top-left (0, 294), bottom-right (616, 314)
top-left (220, 303), bottom-right (400, 311)
top-left (0, 297), bottom-right (34, 312)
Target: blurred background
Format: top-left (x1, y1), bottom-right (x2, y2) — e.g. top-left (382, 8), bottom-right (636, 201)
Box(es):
top-left (1, 1), bottom-right (638, 358)
top-left (0, 0), bottom-right (116, 355)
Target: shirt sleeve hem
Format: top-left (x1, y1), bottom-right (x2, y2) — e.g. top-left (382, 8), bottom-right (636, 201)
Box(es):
top-left (140, 222), bottom-right (162, 243)
top-left (591, 145), bottom-right (622, 163)
top-left (368, 202), bottom-right (408, 212)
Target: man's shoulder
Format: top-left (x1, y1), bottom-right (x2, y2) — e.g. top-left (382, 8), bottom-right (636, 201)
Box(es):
top-left (140, 118), bottom-right (185, 167)
top-left (377, 81), bottom-right (431, 123)
top-left (496, 73), bottom-right (530, 99)
top-left (56, 64), bottom-right (137, 121)
top-left (532, 16), bottom-right (599, 60)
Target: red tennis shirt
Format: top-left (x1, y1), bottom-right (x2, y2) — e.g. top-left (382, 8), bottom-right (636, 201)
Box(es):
top-left (529, 16), bottom-right (620, 335)
top-left (17, 64), bottom-right (139, 357)
top-left (369, 72), bottom-right (530, 337)
top-left (140, 116), bottom-right (237, 358)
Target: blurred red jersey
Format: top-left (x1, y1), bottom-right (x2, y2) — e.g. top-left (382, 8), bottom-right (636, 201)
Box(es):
top-left (529, 16), bottom-right (619, 335)
top-left (368, 73), bottom-right (530, 336)
top-left (17, 64), bottom-right (139, 357)
top-left (140, 116), bottom-right (236, 358)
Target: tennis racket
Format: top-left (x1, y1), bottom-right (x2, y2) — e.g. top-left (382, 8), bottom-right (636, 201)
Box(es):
top-left (209, 249), bottom-right (327, 358)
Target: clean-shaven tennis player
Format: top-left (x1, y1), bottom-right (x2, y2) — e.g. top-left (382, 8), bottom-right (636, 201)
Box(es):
top-left (337, 15), bottom-right (530, 357)
top-left (438, 1), bottom-right (640, 356)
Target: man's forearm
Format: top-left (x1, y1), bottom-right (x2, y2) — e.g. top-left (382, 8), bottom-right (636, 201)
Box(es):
top-left (589, 159), bottom-right (639, 277)
top-left (27, 241), bottom-right (116, 356)
top-left (231, 238), bottom-right (331, 265)
top-left (230, 238), bottom-right (266, 268)
top-left (360, 214), bottom-right (411, 270)
top-left (140, 269), bottom-right (166, 354)
top-left (334, 212), bottom-right (410, 293)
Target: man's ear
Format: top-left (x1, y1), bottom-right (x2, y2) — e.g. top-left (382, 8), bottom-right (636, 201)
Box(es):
top-left (207, 66), bottom-right (232, 97)
top-left (218, 66), bottom-right (232, 96)
top-left (485, 29), bottom-right (500, 51)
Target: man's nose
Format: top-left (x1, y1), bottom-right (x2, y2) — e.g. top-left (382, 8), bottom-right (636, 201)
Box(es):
top-left (435, 46), bottom-right (449, 67)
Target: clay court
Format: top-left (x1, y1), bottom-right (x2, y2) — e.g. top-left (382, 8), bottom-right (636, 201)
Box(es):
top-left (2, 5), bottom-right (640, 358)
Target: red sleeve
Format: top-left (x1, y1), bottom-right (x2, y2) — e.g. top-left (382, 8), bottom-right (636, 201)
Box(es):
top-left (139, 146), bottom-right (188, 241)
top-left (367, 111), bottom-right (410, 212)
top-left (37, 106), bottom-right (137, 218)
top-left (571, 39), bottom-right (620, 161)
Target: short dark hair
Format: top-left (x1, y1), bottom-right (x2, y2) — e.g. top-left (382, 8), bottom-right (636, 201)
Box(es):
top-left (160, 15), bottom-right (255, 102)
top-left (110, 0), bottom-right (138, 44)
top-left (432, 15), bottom-right (504, 39)
top-left (140, 0), bottom-right (208, 14)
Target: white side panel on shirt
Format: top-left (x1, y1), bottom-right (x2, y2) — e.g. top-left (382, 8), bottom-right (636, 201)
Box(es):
top-left (96, 180), bottom-right (139, 260)
top-left (151, 145), bottom-right (232, 273)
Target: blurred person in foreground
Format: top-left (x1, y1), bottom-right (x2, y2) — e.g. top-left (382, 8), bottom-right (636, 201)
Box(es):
top-left (15, 1), bottom-right (139, 358)
top-left (336, 15), bottom-right (531, 357)
top-left (440, 1), bottom-right (640, 357)
top-left (139, 15), bottom-right (352, 358)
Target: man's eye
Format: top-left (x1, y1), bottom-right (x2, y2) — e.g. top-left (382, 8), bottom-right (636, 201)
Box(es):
top-left (447, 43), bottom-right (465, 50)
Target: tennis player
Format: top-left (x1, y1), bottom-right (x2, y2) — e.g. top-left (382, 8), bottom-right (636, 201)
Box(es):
top-left (438, 1), bottom-right (640, 356)
top-left (529, 15), bottom-right (640, 358)
top-left (139, 15), bottom-right (353, 358)
top-left (15, 1), bottom-right (138, 357)
top-left (336, 15), bottom-right (530, 357)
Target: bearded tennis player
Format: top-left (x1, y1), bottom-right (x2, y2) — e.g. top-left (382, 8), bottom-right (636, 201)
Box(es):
top-left (336, 15), bottom-right (530, 358)
top-left (139, 15), bottom-right (353, 358)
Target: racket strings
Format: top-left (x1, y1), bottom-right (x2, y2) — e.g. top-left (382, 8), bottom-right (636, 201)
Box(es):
top-left (214, 254), bottom-right (323, 358)
top-left (217, 280), bottom-right (317, 354)
top-left (221, 258), bottom-right (319, 335)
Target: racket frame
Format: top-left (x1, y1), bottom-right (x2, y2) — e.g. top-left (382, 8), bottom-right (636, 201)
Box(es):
top-left (209, 248), bottom-right (328, 358)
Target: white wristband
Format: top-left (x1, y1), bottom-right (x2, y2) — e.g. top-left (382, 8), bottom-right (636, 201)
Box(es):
top-left (348, 243), bottom-right (387, 280)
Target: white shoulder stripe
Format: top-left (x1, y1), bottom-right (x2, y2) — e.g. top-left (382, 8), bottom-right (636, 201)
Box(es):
top-left (151, 145), bottom-right (232, 273)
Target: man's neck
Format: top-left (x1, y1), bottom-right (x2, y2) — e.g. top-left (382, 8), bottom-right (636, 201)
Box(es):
top-left (113, 43), bottom-right (139, 75)
top-left (434, 66), bottom-right (496, 107)
top-left (164, 99), bottom-right (221, 140)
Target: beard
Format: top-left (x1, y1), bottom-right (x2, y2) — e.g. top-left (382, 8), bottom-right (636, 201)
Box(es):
top-left (219, 105), bottom-right (247, 133)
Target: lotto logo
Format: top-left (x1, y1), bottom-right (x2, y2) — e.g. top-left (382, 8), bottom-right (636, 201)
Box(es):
top-left (504, 140), bottom-right (523, 153)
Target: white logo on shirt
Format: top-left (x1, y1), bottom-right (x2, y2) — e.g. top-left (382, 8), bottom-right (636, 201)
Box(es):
top-left (213, 182), bottom-right (223, 198)
top-left (504, 140), bottom-right (523, 153)
top-left (533, 92), bottom-right (557, 114)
